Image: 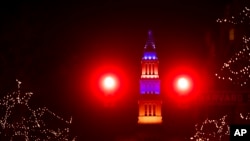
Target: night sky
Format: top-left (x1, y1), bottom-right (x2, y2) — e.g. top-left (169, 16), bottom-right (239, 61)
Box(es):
top-left (0, 0), bottom-right (241, 140)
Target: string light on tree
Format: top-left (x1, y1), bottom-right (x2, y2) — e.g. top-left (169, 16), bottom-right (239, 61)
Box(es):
top-left (0, 79), bottom-right (76, 141)
top-left (215, 5), bottom-right (250, 86)
top-left (216, 7), bottom-right (250, 25)
top-left (190, 113), bottom-right (250, 141)
top-left (190, 115), bottom-right (229, 141)
top-left (215, 36), bottom-right (250, 86)
top-left (240, 112), bottom-right (250, 120)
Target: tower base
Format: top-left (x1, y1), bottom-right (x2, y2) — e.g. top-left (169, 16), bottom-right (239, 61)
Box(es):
top-left (138, 116), bottom-right (162, 124)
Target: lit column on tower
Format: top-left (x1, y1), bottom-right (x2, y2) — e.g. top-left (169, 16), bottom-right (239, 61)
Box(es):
top-left (138, 30), bottom-right (162, 124)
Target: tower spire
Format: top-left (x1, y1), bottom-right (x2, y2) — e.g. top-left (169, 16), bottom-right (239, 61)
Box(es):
top-left (144, 30), bottom-right (156, 50)
top-left (148, 30), bottom-right (153, 42)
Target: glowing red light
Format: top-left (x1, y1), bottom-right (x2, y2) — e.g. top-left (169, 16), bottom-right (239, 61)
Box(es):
top-left (174, 75), bottom-right (193, 95)
top-left (100, 74), bottom-right (119, 95)
top-left (103, 76), bottom-right (116, 90)
top-left (177, 77), bottom-right (190, 90)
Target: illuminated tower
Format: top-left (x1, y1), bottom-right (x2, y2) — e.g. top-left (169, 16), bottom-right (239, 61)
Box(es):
top-left (138, 30), bottom-right (162, 124)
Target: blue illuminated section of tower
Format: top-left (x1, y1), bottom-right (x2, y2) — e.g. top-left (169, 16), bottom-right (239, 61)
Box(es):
top-left (140, 30), bottom-right (160, 94)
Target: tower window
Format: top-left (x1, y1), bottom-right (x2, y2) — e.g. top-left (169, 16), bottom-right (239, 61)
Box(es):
top-left (153, 105), bottom-right (156, 116)
top-left (144, 105), bottom-right (147, 116)
top-left (151, 64), bottom-right (153, 75)
top-left (152, 64), bottom-right (154, 75)
top-left (149, 63), bottom-right (151, 75)
top-left (146, 63), bottom-right (149, 74)
top-left (149, 105), bottom-right (152, 116)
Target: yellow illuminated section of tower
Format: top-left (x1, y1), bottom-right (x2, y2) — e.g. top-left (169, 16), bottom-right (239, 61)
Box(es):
top-left (138, 100), bottom-right (162, 124)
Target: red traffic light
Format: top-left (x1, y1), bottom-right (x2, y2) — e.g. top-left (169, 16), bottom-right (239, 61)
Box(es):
top-left (102, 76), bottom-right (117, 90)
top-left (174, 75), bottom-right (193, 95)
top-left (100, 74), bottom-right (119, 95)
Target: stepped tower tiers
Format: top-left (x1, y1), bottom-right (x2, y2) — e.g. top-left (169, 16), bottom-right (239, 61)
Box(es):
top-left (138, 30), bottom-right (162, 124)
